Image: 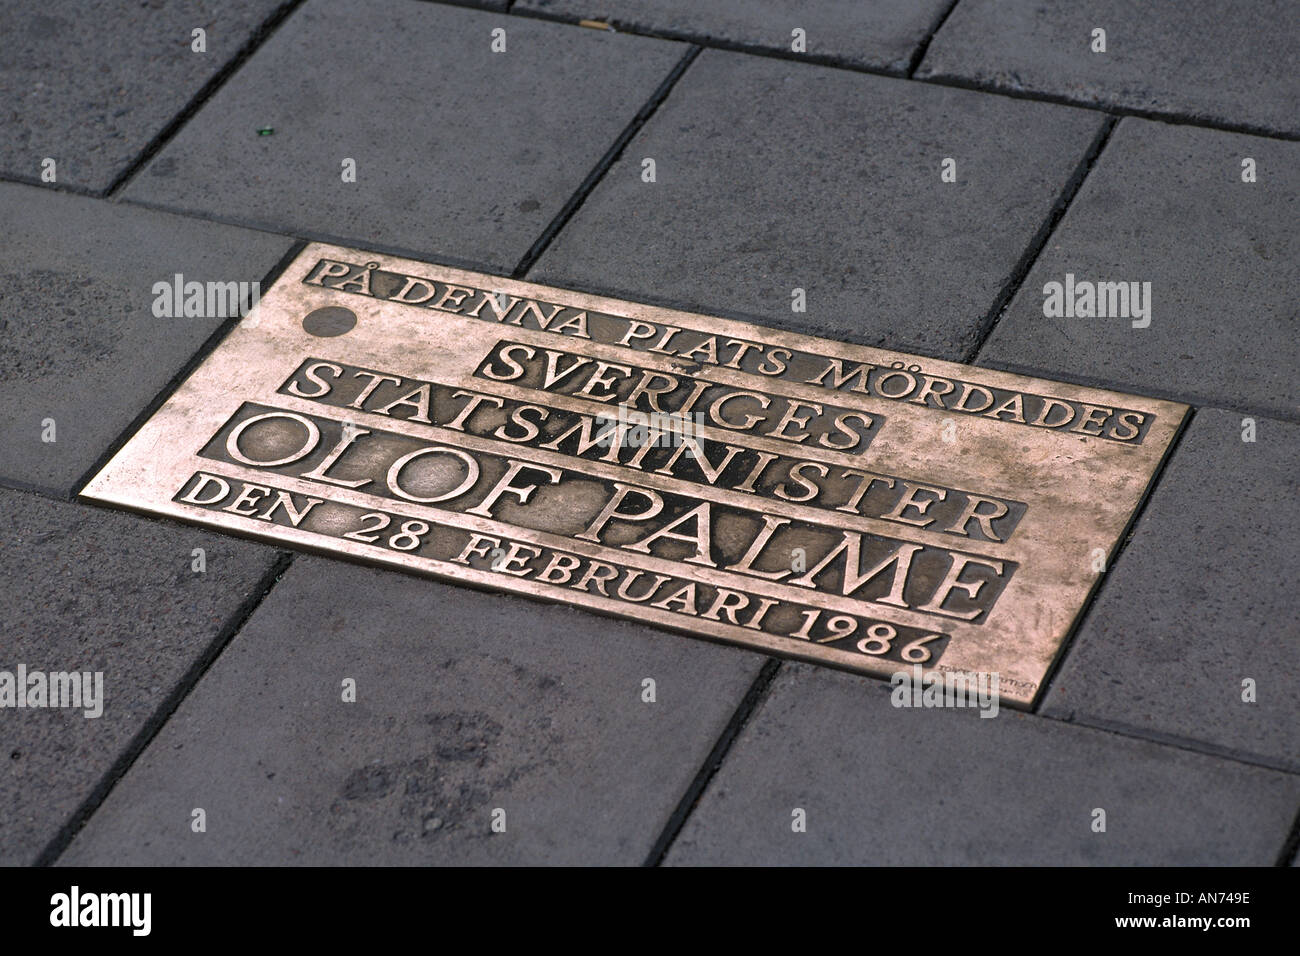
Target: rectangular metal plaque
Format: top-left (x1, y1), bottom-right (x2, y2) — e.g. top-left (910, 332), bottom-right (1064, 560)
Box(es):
top-left (82, 243), bottom-right (1187, 706)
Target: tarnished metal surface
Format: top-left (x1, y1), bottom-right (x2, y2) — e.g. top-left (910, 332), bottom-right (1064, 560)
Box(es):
top-left (82, 243), bottom-right (1188, 707)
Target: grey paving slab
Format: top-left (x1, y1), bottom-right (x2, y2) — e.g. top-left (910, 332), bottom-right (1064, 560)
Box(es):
top-left (0, 487), bottom-right (282, 866)
top-left (517, 0), bottom-right (954, 74)
top-left (0, 0), bottom-right (287, 193)
top-left (916, 0), bottom-right (1299, 137)
top-left (122, 0), bottom-right (686, 274)
top-left (532, 50), bottom-right (1105, 361)
top-left (666, 664), bottom-right (1300, 865)
top-left (0, 183), bottom-right (293, 497)
top-left (1042, 409), bottom-right (1300, 772)
top-left (979, 119), bottom-right (1298, 419)
top-left (60, 555), bottom-right (766, 865)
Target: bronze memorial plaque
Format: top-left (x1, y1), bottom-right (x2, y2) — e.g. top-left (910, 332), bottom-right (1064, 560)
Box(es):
top-left (82, 243), bottom-right (1188, 707)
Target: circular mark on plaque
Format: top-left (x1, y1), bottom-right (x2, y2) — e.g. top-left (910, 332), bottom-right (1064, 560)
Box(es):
top-left (302, 306), bottom-right (357, 337)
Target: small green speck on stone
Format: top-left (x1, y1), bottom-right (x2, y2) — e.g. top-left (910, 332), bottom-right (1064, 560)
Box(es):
top-left (257, 127), bottom-right (274, 136)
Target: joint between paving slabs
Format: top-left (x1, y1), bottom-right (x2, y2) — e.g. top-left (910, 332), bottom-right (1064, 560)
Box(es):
top-left (1045, 707), bottom-right (1300, 780)
top-left (512, 43), bottom-right (703, 279)
top-left (105, 0), bottom-right (307, 200)
top-left (906, 73), bottom-right (1300, 144)
top-left (511, 4), bottom-right (913, 78)
top-left (1050, 720), bottom-right (1300, 867)
top-left (32, 550), bottom-right (295, 867)
top-left (1278, 808), bottom-right (1300, 867)
top-left (492, 0), bottom-right (1300, 143)
top-left (964, 114), bottom-right (1118, 366)
top-left (906, 0), bottom-right (963, 78)
top-left (642, 657), bottom-right (784, 866)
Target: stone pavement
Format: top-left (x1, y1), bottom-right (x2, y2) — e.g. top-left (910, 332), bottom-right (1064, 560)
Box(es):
top-left (1, 0), bottom-right (1296, 866)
